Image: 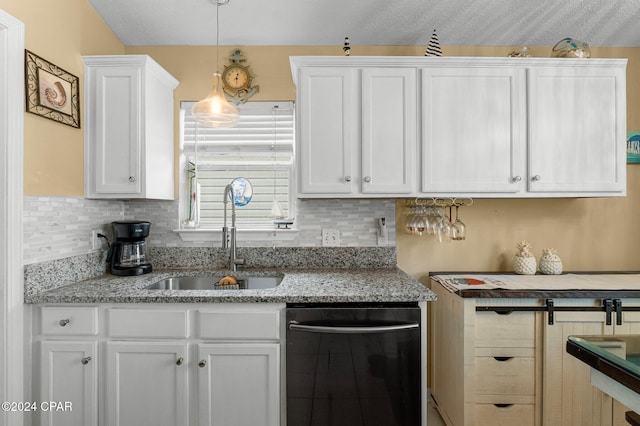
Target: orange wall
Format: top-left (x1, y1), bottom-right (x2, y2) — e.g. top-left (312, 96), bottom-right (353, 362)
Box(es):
top-left (0, 0), bottom-right (124, 196)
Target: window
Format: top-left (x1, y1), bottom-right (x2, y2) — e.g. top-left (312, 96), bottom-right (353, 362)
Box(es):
top-left (179, 101), bottom-right (295, 231)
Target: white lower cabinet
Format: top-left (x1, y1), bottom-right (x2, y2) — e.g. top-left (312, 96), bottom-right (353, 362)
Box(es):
top-left (198, 343), bottom-right (280, 426)
top-left (105, 342), bottom-right (189, 426)
top-left (33, 304), bottom-right (283, 426)
top-left (39, 341), bottom-right (97, 426)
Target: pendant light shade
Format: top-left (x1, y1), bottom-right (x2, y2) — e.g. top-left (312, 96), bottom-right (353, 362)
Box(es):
top-left (192, 0), bottom-right (239, 128)
top-left (192, 72), bottom-right (239, 127)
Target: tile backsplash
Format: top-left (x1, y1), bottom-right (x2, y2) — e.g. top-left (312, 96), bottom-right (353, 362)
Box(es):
top-left (23, 196), bottom-right (396, 265)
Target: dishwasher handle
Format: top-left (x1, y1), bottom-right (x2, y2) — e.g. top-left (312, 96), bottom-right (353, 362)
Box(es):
top-left (288, 320), bottom-right (419, 334)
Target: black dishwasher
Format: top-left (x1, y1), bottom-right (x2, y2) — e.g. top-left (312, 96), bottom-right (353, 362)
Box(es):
top-left (286, 303), bottom-right (421, 426)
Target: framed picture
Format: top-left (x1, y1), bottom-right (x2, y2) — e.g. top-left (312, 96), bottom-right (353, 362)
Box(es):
top-left (25, 50), bottom-right (80, 128)
top-left (628, 132), bottom-right (640, 163)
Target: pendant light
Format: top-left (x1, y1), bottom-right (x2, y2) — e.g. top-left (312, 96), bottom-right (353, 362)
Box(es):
top-left (191, 0), bottom-right (239, 127)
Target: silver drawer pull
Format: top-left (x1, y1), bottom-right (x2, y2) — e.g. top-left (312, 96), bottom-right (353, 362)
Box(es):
top-left (59, 319), bottom-right (70, 327)
top-left (289, 321), bottom-right (419, 334)
top-left (129, 176), bottom-right (136, 183)
top-left (81, 357), bottom-right (91, 365)
top-left (176, 357), bottom-right (184, 366)
top-left (199, 360), bottom-right (206, 368)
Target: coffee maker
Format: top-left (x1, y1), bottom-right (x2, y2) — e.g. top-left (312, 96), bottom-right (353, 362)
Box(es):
top-left (107, 221), bottom-right (152, 276)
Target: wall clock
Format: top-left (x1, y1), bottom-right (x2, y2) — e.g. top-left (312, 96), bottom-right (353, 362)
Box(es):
top-left (222, 49), bottom-right (259, 104)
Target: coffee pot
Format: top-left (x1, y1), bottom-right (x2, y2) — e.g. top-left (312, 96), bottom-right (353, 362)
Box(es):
top-left (107, 221), bottom-right (152, 276)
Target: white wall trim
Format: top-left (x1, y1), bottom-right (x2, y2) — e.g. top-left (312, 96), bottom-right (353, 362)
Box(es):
top-left (0, 8), bottom-right (24, 426)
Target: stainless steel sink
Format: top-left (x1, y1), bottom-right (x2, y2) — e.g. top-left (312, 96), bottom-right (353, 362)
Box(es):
top-left (147, 275), bottom-right (282, 290)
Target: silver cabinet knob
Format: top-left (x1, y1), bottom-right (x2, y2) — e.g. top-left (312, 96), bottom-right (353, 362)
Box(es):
top-left (532, 175), bottom-right (541, 181)
top-left (512, 176), bottom-right (522, 182)
top-left (198, 360), bottom-right (206, 368)
top-left (363, 176), bottom-right (371, 183)
top-left (59, 319), bottom-right (70, 327)
top-left (128, 176), bottom-right (136, 183)
top-left (176, 357), bottom-right (184, 366)
top-left (344, 176), bottom-right (352, 182)
top-left (81, 356), bottom-right (91, 365)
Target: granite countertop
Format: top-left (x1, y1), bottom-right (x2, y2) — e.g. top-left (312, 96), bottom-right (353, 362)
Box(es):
top-left (26, 267), bottom-right (436, 304)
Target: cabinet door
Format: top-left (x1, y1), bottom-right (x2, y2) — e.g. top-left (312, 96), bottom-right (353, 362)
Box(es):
top-left (105, 342), bottom-right (188, 426)
top-left (89, 66), bottom-right (141, 195)
top-left (39, 341), bottom-right (97, 426)
top-left (361, 68), bottom-right (416, 194)
top-left (421, 67), bottom-right (526, 194)
top-left (297, 67), bottom-right (357, 194)
top-left (198, 343), bottom-right (280, 426)
top-left (543, 311), bottom-right (614, 426)
top-left (528, 66), bottom-right (626, 194)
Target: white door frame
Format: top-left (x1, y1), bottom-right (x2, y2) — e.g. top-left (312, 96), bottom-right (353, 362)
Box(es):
top-left (0, 8), bottom-right (25, 426)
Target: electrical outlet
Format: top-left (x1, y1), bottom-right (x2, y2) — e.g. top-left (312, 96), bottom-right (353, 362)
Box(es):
top-left (376, 217), bottom-right (388, 246)
top-left (91, 230), bottom-right (102, 250)
top-left (322, 229), bottom-right (340, 247)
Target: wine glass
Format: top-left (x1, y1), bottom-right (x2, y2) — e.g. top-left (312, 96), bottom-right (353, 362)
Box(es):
top-left (451, 205), bottom-right (466, 241)
top-left (435, 207), bottom-right (452, 243)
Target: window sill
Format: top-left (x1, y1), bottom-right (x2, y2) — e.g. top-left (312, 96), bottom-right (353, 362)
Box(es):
top-left (174, 227), bottom-right (299, 243)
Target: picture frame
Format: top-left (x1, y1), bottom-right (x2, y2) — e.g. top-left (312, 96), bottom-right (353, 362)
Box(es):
top-left (24, 50), bottom-right (80, 128)
top-left (628, 132), bottom-right (640, 163)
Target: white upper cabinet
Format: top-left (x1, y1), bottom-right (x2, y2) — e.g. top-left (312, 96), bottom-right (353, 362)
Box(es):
top-left (361, 68), bottom-right (416, 194)
top-left (292, 58), bottom-right (416, 197)
top-left (83, 55), bottom-right (179, 200)
top-left (290, 56), bottom-right (627, 198)
top-left (296, 67), bottom-right (357, 194)
top-left (421, 67), bottom-right (526, 194)
top-left (528, 65), bottom-right (626, 194)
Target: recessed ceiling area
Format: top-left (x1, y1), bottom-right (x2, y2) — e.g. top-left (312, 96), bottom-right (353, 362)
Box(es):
top-left (89, 0), bottom-right (640, 47)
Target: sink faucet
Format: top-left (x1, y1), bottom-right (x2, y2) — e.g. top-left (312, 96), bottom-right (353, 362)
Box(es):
top-left (222, 183), bottom-right (245, 271)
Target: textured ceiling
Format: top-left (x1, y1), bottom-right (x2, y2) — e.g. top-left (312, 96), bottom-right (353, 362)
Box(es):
top-left (88, 0), bottom-right (640, 47)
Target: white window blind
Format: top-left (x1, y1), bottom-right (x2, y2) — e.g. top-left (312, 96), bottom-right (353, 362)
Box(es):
top-left (180, 101), bottom-right (295, 227)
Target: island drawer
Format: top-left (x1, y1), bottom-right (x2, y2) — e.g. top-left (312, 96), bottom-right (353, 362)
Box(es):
top-left (475, 310), bottom-right (536, 347)
top-left (41, 306), bottom-right (98, 336)
top-left (474, 355), bottom-right (535, 395)
top-left (475, 403), bottom-right (534, 426)
top-left (107, 308), bottom-right (189, 338)
top-left (197, 309), bottom-right (280, 340)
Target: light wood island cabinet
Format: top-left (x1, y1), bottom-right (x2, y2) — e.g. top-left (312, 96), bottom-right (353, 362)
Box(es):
top-left (431, 276), bottom-right (640, 426)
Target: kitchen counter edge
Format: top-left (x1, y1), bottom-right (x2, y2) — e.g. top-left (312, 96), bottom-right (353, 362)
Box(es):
top-left (26, 267), bottom-right (436, 304)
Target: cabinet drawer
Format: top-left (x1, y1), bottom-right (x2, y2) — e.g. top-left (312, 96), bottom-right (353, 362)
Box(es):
top-left (475, 310), bottom-right (535, 347)
top-left (475, 403), bottom-right (534, 426)
top-left (475, 356), bottom-right (535, 395)
top-left (198, 310), bottom-right (280, 340)
top-left (108, 308), bottom-right (188, 339)
top-left (41, 306), bottom-right (98, 336)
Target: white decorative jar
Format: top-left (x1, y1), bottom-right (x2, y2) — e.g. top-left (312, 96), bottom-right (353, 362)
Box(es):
top-left (539, 248), bottom-right (563, 275)
top-left (513, 241), bottom-right (537, 275)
